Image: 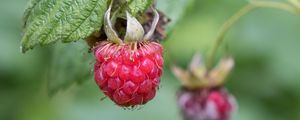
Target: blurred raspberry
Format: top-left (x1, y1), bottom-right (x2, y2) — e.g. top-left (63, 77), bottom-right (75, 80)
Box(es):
top-left (177, 87), bottom-right (237, 120)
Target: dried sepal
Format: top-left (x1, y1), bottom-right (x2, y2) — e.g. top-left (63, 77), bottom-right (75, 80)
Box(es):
top-left (171, 63), bottom-right (209, 89)
top-left (210, 57), bottom-right (234, 86)
top-left (144, 7), bottom-right (160, 41)
top-left (188, 53), bottom-right (203, 71)
top-left (143, 8), bottom-right (170, 41)
top-left (104, 1), bottom-right (122, 44)
top-left (171, 53), bottom-right (235, 89)
top-left (171, 65), bottom-right (191, 87)
top-left (124, 11), bottom-right (145, 43)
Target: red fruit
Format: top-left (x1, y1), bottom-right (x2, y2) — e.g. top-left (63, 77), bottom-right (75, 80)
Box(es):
top-left (177, 88), bottom-right (236, 120)
top-left (94, 41), bottom-right (164, 107)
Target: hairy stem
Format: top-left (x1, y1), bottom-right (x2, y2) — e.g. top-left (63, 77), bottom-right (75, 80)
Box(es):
top-left (206, 1), bottom-right (299, 70)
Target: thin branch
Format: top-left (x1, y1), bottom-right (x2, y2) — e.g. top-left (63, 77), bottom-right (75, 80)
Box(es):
top-left (206, 1), bottom-right (299, 70)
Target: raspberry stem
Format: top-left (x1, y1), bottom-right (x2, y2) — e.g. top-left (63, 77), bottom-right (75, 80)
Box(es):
top-left (289, 0), bottom-right (300, 12)
top-left (206, 0), bottom-right (299, 70)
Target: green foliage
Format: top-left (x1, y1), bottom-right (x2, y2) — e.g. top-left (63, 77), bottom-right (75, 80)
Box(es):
top-left (157, 0), bottom-right (195, 32)
top-left (21, 0), bottom-right (108, 52)
top-left (21, 0), bottom-right (155, 53)
top-left (2, 0), bottom-right (300, 120)
top-left (47, 41), bottom-right (93, 96)
top-left (127, 0), bottom-right (152, 16)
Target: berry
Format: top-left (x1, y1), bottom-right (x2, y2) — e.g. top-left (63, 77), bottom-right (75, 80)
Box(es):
top-left (177, 87), bottom-right (236, 120)
top-left (94, 41), bottom-right (163, 107)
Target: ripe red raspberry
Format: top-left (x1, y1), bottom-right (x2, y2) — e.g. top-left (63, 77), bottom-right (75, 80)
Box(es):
top-left (177, 88), bottom-right (236, 120)
top-left (94, 41), bottom-right (163, 107)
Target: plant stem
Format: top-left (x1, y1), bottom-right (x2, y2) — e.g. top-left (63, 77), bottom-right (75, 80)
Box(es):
top-left (206, 1), bottom-right (298, 70)
top-left (288, 0), bottom-right (300, 12)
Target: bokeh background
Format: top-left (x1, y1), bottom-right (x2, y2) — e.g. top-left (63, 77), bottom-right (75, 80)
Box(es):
top-left (1, 0), bottom-right (300, 120)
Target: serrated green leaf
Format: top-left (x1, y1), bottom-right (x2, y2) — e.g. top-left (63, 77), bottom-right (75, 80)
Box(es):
top-left (47, 41), bottom-right (93, 96)
top-left (23, 0), bottom-right (42, 28)
top-left (157, 0), bottom-right (195, 32)
top-left (21, 0), bottom-right (108, 52)
top-left (127, 0), bottom-right (152, 16)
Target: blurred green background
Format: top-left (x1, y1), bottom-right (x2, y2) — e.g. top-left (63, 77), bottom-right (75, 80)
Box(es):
top-left (1, 0), bottom-right (300, 120)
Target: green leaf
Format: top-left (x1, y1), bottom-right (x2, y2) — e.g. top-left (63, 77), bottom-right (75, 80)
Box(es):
top-left (47, 41), bottom-right (93, 96)
top-left (156, 0), bottom-right (195, 32)
top-left (127, 0), bottom-right (152, 16)
top-left (23, 0), bottom-right (42, 28)
top-left (21, 0), bottom-right (108, 52)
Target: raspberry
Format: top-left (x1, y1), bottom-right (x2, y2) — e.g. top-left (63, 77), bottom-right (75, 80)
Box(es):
top-left (94, 41), bottom-right (163, 107)
top-left (177, 87), bottom-right (236, 120)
